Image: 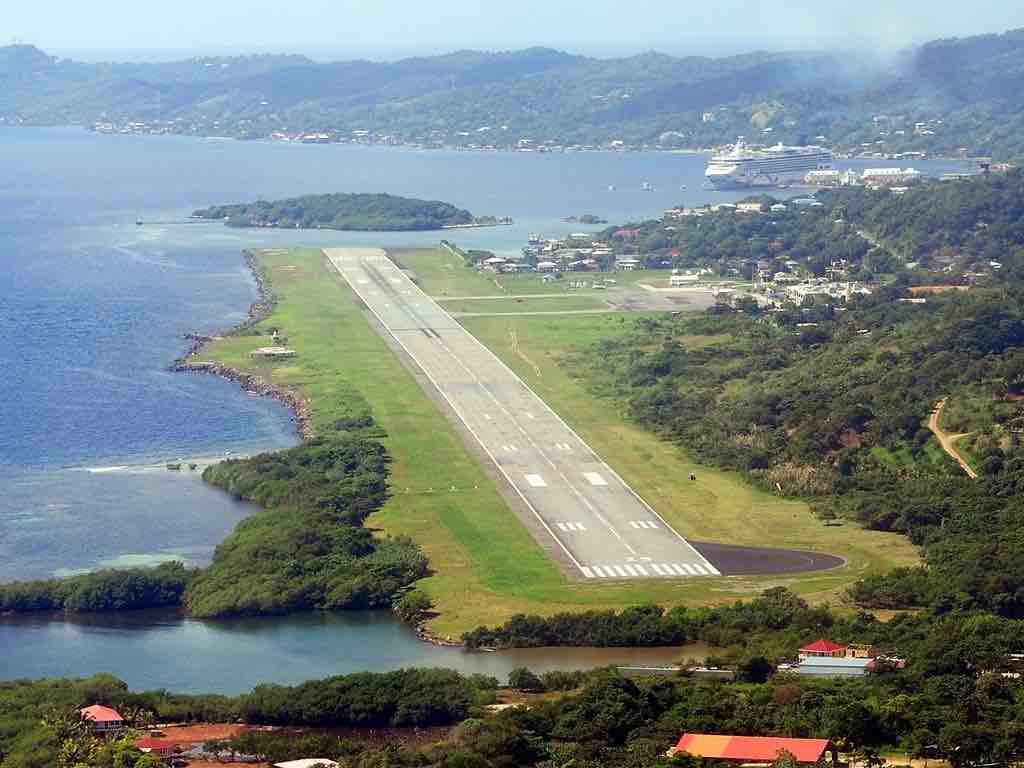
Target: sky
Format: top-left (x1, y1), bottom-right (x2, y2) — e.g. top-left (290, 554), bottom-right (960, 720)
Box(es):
top-left (7, 0), bottom-right (1024, 60)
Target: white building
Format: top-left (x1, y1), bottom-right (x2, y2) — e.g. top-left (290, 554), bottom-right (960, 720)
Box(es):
top-left (861, 167), bottom-right (923, 186)
top-left (670, 273), bottom-right (700, 286)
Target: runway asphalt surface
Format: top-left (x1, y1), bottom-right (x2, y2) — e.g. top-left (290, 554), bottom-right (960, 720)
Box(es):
top-left (325, 247), bottom-right (722, 582)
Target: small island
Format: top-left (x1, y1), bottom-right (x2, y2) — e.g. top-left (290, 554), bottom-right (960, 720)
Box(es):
top-left (563, 214), bottom-right (608, 224)
top-left (192, 192), bottom-right (509, 231)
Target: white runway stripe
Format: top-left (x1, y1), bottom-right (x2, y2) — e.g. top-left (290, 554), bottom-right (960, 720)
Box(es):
top-left (624, 564), bottom-right (639, 576)
top-left (681, 564), bottom-right (698, 575)
top-left (691, 563), bottom-right (708, 575)
top-left (670, 563), bottom-right (689, 576)
top-left (705, 563), bottom-right (721, 575)
top-left (591, 566), bottom-right (608, 577)
top-left (581, 566), bottom-right (595, 578)
top-left (612, 565), bottom-right (628, 577)
top-left (633, 564), bottom-right (649, 576)
top-left (651, 564), bottom-right (666, 575)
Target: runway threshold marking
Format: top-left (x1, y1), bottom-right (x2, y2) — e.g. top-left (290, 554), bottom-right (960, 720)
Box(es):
top-left (525, 473), bottom-right (547, 488)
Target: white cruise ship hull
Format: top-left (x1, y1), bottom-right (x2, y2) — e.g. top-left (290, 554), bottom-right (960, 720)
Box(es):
top-left (705, 144), bottom-right (833, 188)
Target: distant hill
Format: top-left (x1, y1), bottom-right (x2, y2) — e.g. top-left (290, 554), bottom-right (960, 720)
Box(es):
top-left (192, 193), bottom-right (474, 231)
top-left (3, 29), bottom-right (1024, 157)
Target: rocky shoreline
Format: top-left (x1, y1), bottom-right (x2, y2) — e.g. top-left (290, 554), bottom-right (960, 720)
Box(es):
top-left (168, 249), bottom-right (314, 441)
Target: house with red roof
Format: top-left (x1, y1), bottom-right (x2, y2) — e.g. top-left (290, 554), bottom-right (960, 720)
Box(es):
top-left (671, 733), bottom-right (838, 765)
top-left (798, 639), bottom-right (847, 659)
top-left (79, 704), bottom-right (126, 733)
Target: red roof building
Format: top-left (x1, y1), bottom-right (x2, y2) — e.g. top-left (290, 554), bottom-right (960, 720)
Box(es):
top-left (80, 705), bottom-right (126, 733)
top-left (799, 639), bottom-right (847, 658)
top-left (671, 734), bottom-right (836, 764)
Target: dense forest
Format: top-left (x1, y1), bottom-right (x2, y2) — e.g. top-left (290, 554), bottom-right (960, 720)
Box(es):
top-left (0, 669), bottom-right (497, 768)
top-left (192, 193), bottom-right (474, 231)
top-left (0, 562), bottom-right (193, 614)
top-left (190, 435), bottom-right (428, 616)
top-left (7, 589), bottom-right (1024, 767)
top-left (605, 170), bottom-right (1024, 281)
top-left (578, 172), bottom-right (1024, 613)
top-left (4, 28), bottom-right (1024, 157)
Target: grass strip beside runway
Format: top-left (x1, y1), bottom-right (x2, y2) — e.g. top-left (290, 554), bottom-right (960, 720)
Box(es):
top-left (197, 248), bottom-right (919, 637)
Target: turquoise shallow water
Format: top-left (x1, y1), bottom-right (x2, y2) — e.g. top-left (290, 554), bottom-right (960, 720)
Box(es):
top-left (0, 127), bottom-right (968, 687)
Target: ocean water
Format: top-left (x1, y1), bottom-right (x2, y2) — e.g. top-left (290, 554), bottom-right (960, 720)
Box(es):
top-left (0, 127), bottom-right (968, 687)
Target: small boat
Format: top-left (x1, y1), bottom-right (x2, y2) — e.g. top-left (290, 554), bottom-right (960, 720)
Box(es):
top-left (679, 184), bottom-right (687, 190)
top-left (641, 181), bottom-right (653, 191)
top-left (135, 220), bottom-right (144, 226)
top-left (166, 463), bottom-right (182, 471)
top-left (608, 184), bottom-right (616, 191)
top-left (188, 463), bottom-right (198, 471)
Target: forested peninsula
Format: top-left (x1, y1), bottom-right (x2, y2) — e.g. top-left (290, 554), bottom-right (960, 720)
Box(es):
top-left (192, 193), bottom-right (476, 231)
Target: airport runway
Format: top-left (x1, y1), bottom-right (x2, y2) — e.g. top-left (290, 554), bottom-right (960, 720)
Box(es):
top-left (325, 247), bottom-right (721, 581)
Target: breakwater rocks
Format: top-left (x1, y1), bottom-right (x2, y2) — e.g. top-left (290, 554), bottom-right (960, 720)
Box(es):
top-left (169, 249), bottom-right (312, 441)
top-left (171, 359), bottom-right (313, 440)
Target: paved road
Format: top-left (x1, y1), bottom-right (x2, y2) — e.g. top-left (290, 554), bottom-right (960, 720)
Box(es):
top-left (325, 248), bottom-right (720, 581)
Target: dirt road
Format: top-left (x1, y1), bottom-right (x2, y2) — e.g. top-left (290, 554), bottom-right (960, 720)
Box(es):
top-left (928, 398), bottom-right (978, 478)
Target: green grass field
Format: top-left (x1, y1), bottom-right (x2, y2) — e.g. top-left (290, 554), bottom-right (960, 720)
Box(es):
top-left (198, 247), bottom-right (919, 637)
top-left (437, 295), bottom-right (609, 314)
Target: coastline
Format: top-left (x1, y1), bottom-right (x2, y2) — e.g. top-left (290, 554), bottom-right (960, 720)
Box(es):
top-left (166, 248), bottom-right (458, 647)
top-left (168, 249), bottom-right (314, 442)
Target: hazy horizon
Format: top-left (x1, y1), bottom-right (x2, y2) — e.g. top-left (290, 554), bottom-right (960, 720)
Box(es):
top-left (7, 0), bottom-right (1024, 63)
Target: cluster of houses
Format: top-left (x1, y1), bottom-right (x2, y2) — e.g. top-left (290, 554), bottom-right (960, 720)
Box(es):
top-left (78, 705), bottom-right (335, 766)
top-left (515, 232), bottom-right (616, 273)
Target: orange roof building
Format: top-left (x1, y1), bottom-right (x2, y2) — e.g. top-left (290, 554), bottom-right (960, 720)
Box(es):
top-left (79, 705), bottom-right (125, 733)
top-left (671, 734), bottom-right (837, 764)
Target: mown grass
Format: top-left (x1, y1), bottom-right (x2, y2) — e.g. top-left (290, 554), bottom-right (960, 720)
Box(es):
top-left (437, 295), bottom-right (608, 314)
top-left (199, 247), bottom-right (919, 637)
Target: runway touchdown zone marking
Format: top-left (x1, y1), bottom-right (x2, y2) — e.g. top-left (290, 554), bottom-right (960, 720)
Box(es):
top-left (629, 520), bottom-right (659, 529)
top-left (524, 474), bottom-right (547, 488)
top-left (583, 472), bottom-right (608, 486)
top-left (556, 522), bottom-right (587, 532)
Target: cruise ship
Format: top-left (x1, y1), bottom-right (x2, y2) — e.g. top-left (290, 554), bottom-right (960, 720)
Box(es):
top-left (705, 139), bottom-right (833, 188)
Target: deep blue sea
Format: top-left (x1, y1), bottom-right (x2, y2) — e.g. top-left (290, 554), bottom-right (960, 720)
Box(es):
top-left (0, 127), bottom-right (969, 688)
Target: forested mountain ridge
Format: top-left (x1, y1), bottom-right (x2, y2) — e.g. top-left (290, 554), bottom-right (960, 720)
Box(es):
top-left (4, 28), bottom-right (1024, 157)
